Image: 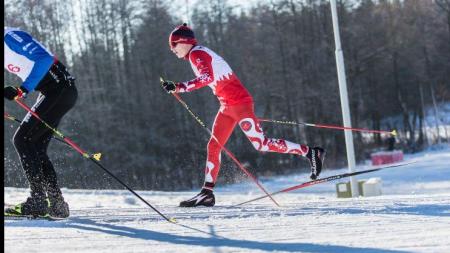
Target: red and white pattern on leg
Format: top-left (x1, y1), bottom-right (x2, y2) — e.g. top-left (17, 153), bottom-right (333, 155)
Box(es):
top-left (239, 118), bottom-right (265, 150)
top-left (205, 150), bottom-right (222, 184)
top-left (204, 161), bottom-right (215, 183)
top-left (239, 117), bottom-right (308, 156)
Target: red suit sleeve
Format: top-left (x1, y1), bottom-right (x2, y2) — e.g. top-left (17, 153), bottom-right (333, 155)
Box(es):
top-left (176, 50), bottom-right (214, 93)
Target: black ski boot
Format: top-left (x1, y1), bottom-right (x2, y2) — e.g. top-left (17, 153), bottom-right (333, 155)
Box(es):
top-left (48, 195), bottom-right (70, 218)
top-left (306, 147), bottom-right (326, 180)
top-left (179, 188), bottom-right (215, 207)
top-left (4, 196), bottom-right (49, 217)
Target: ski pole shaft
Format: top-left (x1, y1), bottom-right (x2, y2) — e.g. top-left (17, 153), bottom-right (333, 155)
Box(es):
top-left (5, 112), bottom-right (71, 147)
top-left (4, 112), bottom-right (21, 123)
top-left (161, 77), bottom-right (279, 207)
top-left (259, 118), bottom-right (397, 136)
top-left (14, 99), bottom-right (93, 158)
top-left (13, 98), bottom-right (175, 223)
top-left (88, 158), bottom-right (175, 223)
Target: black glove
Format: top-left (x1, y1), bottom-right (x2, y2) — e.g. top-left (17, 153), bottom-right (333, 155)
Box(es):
top-left (4, 86), bottom-right (27, 100)
top-left (162, 80), bottom-right (177, 93)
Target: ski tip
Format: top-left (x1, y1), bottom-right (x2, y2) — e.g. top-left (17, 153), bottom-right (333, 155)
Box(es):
top-left (391, 129), bottom-right (397, 136)
top-left (159, 76), bottom-right (165, 83)
top-left (169, 217), bottom-right (177, 223)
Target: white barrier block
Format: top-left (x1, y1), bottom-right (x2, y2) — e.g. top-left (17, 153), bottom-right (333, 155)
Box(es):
top-left (362, 177), bottom-right (382, 197)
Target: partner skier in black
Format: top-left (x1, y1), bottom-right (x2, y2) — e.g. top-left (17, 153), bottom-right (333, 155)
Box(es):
top-left (4, 27), bottom-right (78, 218)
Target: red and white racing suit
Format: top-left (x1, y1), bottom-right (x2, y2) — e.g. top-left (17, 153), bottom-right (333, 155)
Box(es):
top-left (176, 45), bottom-right (309, 189)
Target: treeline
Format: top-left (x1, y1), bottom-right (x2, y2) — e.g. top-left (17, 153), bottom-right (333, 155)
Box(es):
top-left (4, 0), bottom-right (450, 190)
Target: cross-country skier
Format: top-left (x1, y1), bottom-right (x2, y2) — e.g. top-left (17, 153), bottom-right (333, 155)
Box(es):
top-left (162, 24), bottom-right (325, 207)
top-left (4, 27), bottom-right (77, 218)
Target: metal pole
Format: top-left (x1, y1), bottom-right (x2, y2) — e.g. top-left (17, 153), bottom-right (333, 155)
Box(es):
top-left (330, 0), bottom-right (359, 197)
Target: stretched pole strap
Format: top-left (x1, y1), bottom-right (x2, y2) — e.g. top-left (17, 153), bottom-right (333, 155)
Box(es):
top-left (259, 118), bottom-right (397, 136)
top-left (161, 77), bottom-right (280, 207)
top-left (13, 98), bottom-right (175, 223)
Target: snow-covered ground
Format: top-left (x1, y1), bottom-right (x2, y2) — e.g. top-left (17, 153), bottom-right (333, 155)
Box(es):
top-left (4, 145), bottom-right (450, 253)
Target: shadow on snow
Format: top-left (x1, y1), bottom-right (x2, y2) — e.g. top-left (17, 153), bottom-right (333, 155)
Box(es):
top-left (6, 217), bottom-right (409, 253)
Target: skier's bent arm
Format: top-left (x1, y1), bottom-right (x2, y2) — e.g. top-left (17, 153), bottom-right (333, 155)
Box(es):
top-left (176, 50), bottom-right (214, 93)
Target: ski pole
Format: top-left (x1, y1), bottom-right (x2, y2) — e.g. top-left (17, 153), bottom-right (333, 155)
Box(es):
top-left (160, 77), bottom-right (280, 207)
top-left (11, 101), bottom-right (102, 161)
top-left (4, 112), bottom-right (21, 123)
top-left (259, 118), bottom-right (397, 136)
top-left (13, 98), bottom-right (176, 223)
top-left (230, 160), bottom-right (417, 207)
top-left (5, 112), bottom-right (72, 148)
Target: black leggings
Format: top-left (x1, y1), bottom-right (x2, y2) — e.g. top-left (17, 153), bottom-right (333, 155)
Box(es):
top-left (13, 78), bottom-right (77, 199)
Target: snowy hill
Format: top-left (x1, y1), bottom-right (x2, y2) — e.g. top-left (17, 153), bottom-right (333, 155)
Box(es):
top-left (4, 145), bottom-right (450, 253)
